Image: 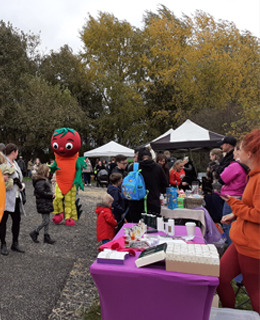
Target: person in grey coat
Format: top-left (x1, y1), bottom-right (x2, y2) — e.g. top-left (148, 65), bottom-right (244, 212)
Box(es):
top-left (0, 144), bottom-right (25, 255)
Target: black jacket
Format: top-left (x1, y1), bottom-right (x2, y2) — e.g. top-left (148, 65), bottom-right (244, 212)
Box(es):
top-left (33, 178), bottom-right (54, 214)
top-left (215, 150), bottom-right (234, 184)
top-left (182, 160), bottom-right (197, 185)
top-left (111, 166), bottom-right (128, 179)
top-left (128, 160), bottom-right (168, 222)
top-left (107, 184), bottom-right (125, 222)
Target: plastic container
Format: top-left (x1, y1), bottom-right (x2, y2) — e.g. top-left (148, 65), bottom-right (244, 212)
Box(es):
top-left (166, 187), bottom-right (178, 209)
top-left (160, 194), bottom-right (164, 207)
top-left (177, 197), bottom-right (184, 208)
top-left (210, 307), bottom-right (260, 320)
top-left (167, 219), bottom-right (175, 236)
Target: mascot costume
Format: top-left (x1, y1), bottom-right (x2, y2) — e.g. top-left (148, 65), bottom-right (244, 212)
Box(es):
top-left (50, 128), bottom-right (86, 226)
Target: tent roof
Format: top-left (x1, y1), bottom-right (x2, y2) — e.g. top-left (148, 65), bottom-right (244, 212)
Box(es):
top-left (150, 128), bottom-right (175, 143)
top-left (150, 119), bottom-right (224, 150)
top-left (84, 141), bottom-right (135, 158)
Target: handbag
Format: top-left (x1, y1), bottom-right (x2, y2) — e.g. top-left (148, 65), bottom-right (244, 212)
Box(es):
top-left (21, 189), bottom-right (26, 205)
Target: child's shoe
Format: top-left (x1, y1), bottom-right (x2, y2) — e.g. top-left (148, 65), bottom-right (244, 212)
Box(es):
top-left (30, 230), bottom-right (39, 243)
top-left (44, 234), bottom-right (55, 245)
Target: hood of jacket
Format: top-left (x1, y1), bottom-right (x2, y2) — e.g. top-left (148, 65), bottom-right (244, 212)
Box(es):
top-left (139, 159), bottom-right (156, 172)
top-left (33, 177), bottom-right (47, 187)
top-left (95, 203), bottom-right (111, 215)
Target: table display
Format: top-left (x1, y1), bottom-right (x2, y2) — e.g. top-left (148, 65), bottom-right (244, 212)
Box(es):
top-left (90, 223), bottom-right (219, 320)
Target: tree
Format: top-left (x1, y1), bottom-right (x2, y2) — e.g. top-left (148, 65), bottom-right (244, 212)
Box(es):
top-left (39, 45), bottom-right (103, 149)
top-left (141, 8), bottom-right (260, 135)
top-left (80, 12), bottom-right (147, 147)
top-left (14, 76), bottom-right (84, 155)
top-left (141, 6), bottom-right (194, 134)
top-left (0, 21), bottom-right (39, 142)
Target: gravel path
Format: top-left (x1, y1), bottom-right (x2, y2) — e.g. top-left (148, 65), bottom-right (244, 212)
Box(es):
top-left (0, 181), bottom-right (106, 320)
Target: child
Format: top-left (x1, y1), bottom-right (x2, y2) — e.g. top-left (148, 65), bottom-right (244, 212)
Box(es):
top-left (107, 173), bottom-right (125, 222)
top-left (0, 151), bottom-right (16, 191)
top-left (30, 164), bottom-right (55, 244)
top-left (95, 193), bottom-right (117, 244)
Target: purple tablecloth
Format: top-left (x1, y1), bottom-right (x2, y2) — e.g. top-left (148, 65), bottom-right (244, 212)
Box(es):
top-left (90, 224), bottom-right (219, 320)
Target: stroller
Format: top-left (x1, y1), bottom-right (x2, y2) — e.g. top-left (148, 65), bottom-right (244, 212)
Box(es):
top-left (97, 169), bottom-right (109, 188)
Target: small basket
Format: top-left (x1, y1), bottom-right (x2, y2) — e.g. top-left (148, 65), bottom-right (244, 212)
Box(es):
top-left (184, 197), bottom-right (204, 209)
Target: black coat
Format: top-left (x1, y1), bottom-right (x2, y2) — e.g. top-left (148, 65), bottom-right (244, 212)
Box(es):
top-left (128, 160), bottom-right (168, 222)
top-left (182, 160), bottom-right (197, 185)
top-left (33, 178), bottom-right (54, 214)
top-left (215, 150), bottom-right (234, 183)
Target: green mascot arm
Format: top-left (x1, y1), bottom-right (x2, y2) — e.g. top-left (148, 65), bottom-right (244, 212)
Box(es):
top-left (73, 157), bottom-right (87, 191)
top-left (49, 159), bottom-right (61, 173)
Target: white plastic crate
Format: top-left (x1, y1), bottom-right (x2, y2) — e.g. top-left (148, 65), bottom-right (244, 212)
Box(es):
top-left (210, 308), bottom-right (260, 320)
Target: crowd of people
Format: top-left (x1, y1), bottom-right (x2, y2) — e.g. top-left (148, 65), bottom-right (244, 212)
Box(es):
top-left (0, 128), bottom-right (259, 314)
top-left (94, 130), bottom-right (260, 314)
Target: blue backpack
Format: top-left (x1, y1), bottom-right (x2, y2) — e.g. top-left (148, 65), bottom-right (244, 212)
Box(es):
top-left (122, 163), bottom-right (148, 211)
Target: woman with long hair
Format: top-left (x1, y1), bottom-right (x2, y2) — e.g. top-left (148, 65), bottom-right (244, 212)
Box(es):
top-left (0, 143), bottom-right (25, 255)
top-left (217, 129), bottom-right (260, 313)
top-left (156, 153), bottom-right (169, 185)
top-left (169, 160), bottom-right (185, 188)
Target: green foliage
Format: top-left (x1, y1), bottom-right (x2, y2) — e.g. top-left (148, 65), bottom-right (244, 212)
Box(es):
top-left (0, 7), bottom-right (259, 157)
top-left (80, 12), bottom-right (147, 147)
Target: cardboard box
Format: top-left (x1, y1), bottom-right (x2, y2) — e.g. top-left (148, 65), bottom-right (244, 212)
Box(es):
top-left (165, 259), bottom-right (219, 277)
top-left (212, 294), bottom-right (219, 308)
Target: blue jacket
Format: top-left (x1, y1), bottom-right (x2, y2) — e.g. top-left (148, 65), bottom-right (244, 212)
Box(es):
top-left (107, 184), bottom-right (125, 222)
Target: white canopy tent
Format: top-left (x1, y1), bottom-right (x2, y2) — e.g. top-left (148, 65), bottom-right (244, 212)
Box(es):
top-left (84, 141), bottom-right (135, 158)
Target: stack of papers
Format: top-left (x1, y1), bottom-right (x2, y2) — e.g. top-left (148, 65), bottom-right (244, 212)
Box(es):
top-left (97, 249), bottom-right (129, 265)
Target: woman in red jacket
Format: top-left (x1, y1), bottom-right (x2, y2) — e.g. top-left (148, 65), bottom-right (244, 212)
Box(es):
top-left (96, 193), bottom-right (117, 244)
top-left (169, 160), bottom-right (185, 188)
top-left (217, 129), bottom-right (260, 314)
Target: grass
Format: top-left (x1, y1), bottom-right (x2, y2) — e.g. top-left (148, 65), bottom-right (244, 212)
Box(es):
top-left (232, 281), bottom-right (253, 311)
top-left (23, 177), bottom-right (32, 181)
top-left (81, 297), bottom-right (101, 320)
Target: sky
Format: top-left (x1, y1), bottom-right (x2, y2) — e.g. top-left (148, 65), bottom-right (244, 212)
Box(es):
top-left (1, 0), bottom-right (260, 55)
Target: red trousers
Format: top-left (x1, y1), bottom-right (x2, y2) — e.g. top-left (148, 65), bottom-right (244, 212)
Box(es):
top-left (217, 243), bottom-right (260, 314)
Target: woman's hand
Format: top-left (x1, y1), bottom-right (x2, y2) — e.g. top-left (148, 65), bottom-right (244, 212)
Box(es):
top-left (221, 213), bottom-right (235, 224)
top-left (3, 174), bottom-right (8, 182)
top-left (220, 194), bottom-right (231, 201)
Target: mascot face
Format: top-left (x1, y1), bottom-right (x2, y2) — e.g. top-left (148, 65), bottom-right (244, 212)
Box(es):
top-left (51, 128), bottom-right (81, 157)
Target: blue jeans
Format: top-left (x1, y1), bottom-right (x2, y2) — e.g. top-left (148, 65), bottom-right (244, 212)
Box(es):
top-left (222, 196), bottom-right (241, 246)
top-left (102, 239), bottom-right (110, 245)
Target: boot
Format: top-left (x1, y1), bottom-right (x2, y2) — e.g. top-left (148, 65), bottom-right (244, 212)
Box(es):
top-left (44, 234), bottom-right (55, 245)
top-left (11, 242), bottom-right (25, 253)
top-left (29, 230), bottom-right (39, 243)
top-left (1, 243), bottom-right (9, 256)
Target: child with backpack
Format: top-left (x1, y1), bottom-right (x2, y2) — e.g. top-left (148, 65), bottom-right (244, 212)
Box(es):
top-left (95, 193), bottom-right (117, 244)
top-left (107, 173), bottom-right (125, 222)
top-left (30, 164), bottom-right (55, 244)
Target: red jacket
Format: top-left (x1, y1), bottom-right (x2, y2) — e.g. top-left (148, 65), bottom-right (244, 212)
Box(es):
top-left (169, 169), bottom-right (185, 187)
top-left (96, 204), bottom-right (117, 242)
